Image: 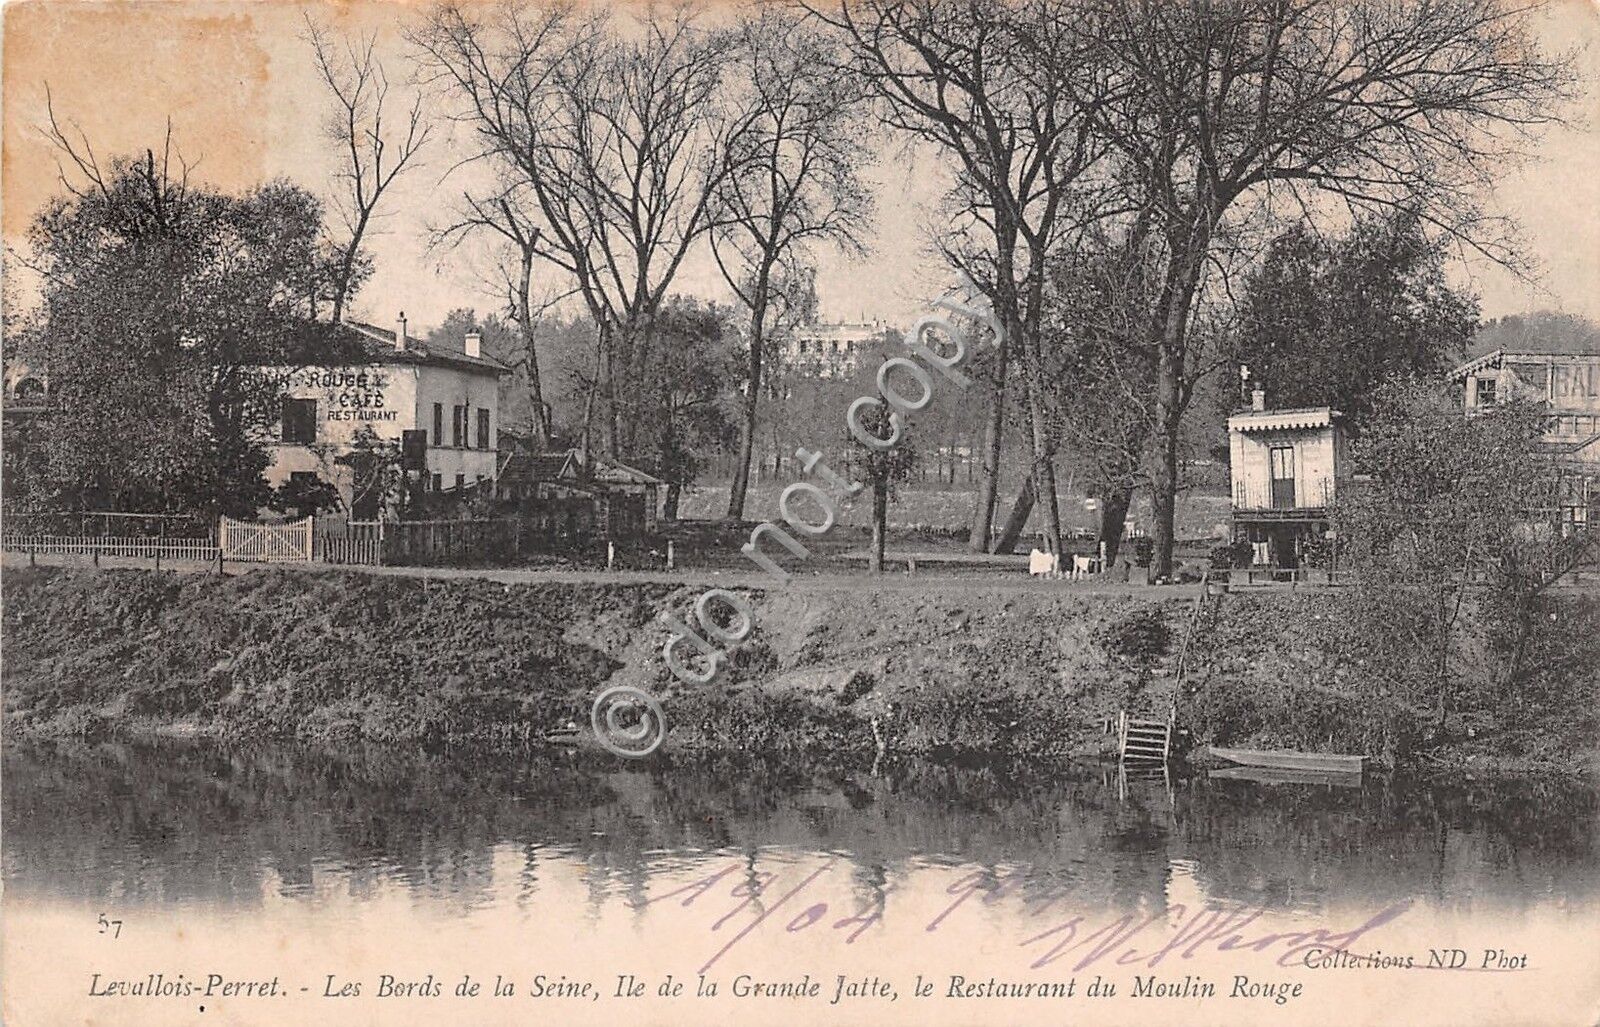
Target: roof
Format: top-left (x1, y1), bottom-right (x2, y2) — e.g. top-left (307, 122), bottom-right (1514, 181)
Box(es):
top-left (343, 321), bottom-right (509, 375)
top-left (1450, 348), bottom-right (1600, 381)
top-left (591, 459), bottom-right (666, 486)
top-left (1227, 407), bottom-right (1342, 433)
top-left (500, 450), bottom-right (580, 482)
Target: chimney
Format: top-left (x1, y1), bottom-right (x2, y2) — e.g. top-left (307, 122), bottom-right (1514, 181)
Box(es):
top-left (1251, 388), bottom-right (1266, 412)
top-left (396, 312), bottom-right (409, 351)
top-left (465, 330), bottom-right (482, 359)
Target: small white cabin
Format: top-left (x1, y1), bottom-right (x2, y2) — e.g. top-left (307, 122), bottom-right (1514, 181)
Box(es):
top-left (1227, 391), bottom-right (1347, 568)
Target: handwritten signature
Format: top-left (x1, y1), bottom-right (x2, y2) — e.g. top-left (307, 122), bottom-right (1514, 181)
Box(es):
top-left (635, 860), bottom-right (1499, 978)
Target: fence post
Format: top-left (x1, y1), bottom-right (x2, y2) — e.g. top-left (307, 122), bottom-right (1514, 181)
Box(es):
top-left (29, 543), bottom-right (36, 568)
top-left (666, 540), bottom-right (674, 571)
top-left (92, 545), bottom-right (100, 568)
top-left (607, 540), bottom-right (615, 571)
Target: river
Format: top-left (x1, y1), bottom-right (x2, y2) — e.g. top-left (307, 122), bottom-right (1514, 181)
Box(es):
top-left (3, 741), bottom-right (1596, 1025)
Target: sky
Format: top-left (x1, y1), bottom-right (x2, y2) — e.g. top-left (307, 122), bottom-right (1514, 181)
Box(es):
top-left (4, 0), bottom-right (1599, 337)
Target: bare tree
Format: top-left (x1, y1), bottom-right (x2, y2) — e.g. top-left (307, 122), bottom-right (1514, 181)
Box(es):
top-left (808, 0), bottom-right (1110, 554)
top-left (433, 173), bottom-right (571, 448)
top-left (307, 17), bottom-right (431, 325)
top-left (412, 4), bottom-right (740, 466)
top-left (713, 11), bottom-right (874, 520)
top-left (1079, 0), bottom-right (1574, 579)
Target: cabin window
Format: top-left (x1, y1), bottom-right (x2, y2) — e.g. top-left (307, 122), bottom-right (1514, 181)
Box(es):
top-left (280, 398), bottom-right (317, 444)
top-left (476, 408), bottom-right (490, 450)
top-left (430, 473), bottom-right (442, 493)
top-left (432, 403), bottom-right (444, 446)
top-left (451, 405), bottom-right (467, 447)
top-left (1476, 377), bottom-right (1497, 407)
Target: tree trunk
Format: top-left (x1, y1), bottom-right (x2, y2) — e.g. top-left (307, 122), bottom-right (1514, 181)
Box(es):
top-left (993, 476), bottom-right (1035, 555)
top-left (870, 480), bottom-right (888, 573)
top-left (965, 335), bottom-right (1009, 552)
top-left (331, 209), bottom-right (371, 326)
top-left (1097, 485), bottom-right (1134, 565)
top-left (579, 322), bottom-right (606, 467)
top-left (1149, 239), bottom-right (1207, 581)
top-left (1150, 343), bottom-right (1182, 581)
top-left (514, 244), bottom-right (550, 450)
top-left (728, 267), bottom-right (771, 520)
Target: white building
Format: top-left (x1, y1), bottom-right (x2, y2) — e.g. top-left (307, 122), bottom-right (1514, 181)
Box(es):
top-left (1228, 390), bottom-right (1348, 568)
top-left (1452, 347), bottom-right (1600, 531)
top-left (779, 321), bottom-right (890, 379)
top-left (265, 317), bottom-right (508, 516)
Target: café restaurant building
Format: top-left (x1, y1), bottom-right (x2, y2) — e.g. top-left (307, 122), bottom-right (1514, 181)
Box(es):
top-left (265, 316), bottom-right (507, 517)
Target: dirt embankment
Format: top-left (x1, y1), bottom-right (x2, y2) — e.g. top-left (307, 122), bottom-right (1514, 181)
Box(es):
top-left (1, 567), bottom-right (1190, 758)
top-left (4, 567), bottom-right (1594, 772)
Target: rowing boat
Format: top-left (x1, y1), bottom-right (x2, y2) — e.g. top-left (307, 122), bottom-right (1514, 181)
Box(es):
top-left (1207, 746), bottom-right (1366, 774)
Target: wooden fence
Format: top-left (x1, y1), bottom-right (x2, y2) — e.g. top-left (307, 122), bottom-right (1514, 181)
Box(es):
top-left (317, 518), bottom-right (527, 567)
top-left (3, 534), bottom-right (220, 563)
top-left (2, 511), bottom-right (219, 564)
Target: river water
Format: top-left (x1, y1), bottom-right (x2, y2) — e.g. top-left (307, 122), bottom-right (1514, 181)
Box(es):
top-left (4, 741), bottom-right (1596, 1025)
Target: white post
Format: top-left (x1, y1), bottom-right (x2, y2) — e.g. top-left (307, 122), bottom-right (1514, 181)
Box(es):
top-left (607, 541), bottom-right (615, 571)
top-left (666, 540), bottom-right (675, 571)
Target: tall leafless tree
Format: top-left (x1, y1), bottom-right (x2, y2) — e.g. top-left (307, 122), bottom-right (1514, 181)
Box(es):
top-left (306, 18), bottom-right (431, 325)
top-left (412, 4), bottom-right (740, 466)
top-left (808, 0), bottom-right (1110, 554)
top-left (713, 12), bottom-right (874, 520)
top-left (1078, 0), bottom-right (1574, 579)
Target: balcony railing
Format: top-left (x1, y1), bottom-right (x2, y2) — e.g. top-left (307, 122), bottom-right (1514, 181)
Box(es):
top-left (1232, 478), bottom-right (1334, 514)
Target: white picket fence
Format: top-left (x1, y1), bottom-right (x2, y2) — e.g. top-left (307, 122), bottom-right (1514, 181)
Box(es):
top-left (218, 516), bottom-right (314, 563)
top-left (4, 535), bottom-right (220, 562)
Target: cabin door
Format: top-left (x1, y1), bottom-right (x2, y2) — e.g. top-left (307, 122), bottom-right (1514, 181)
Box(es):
top-left (1269, 446), bottom-right (1297, 509)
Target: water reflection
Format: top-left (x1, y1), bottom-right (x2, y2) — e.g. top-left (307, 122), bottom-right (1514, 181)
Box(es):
top-left (3, 740), bottom-right (1594, 919)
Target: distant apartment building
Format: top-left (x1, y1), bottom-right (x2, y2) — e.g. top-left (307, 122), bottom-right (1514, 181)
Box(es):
top-left (779, 321), bottom-right (890, 380)
top-left (267, 316), bottom-right (508, 517)
top-left (1227, 389), bottom-right (1348, 568)
top-left (1452, 346), bottom-right (1600, 530)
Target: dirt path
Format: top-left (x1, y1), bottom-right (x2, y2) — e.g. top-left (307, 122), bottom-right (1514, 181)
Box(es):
top-left (2, 551), bottom-right (1206, 597)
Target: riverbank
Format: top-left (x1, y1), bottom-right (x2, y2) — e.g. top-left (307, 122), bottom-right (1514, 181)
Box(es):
top-left (3, 566), bottom-right (1594, 773)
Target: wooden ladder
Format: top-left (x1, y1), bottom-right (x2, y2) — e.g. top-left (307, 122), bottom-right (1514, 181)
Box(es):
top-left (1117, 711), bottom-right (1172, 763)
top-left (1117, 571), bottom-right (1215, 765)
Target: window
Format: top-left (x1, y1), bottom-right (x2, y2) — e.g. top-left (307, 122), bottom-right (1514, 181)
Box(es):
top-left (281, 397), bottom-right (317, 444)
top-left (476, 408), bottom-right (490, 450)
top-left (1476, 377), bottom-right (1497, 407)
top-left (430, 473), bottom-right (442, 493)
top-left (432, 403), bottom-right (444, 446)
top-left (452, 405), bottom-right (467, 447)
top-left (455, 473), bottom-right (466, 491)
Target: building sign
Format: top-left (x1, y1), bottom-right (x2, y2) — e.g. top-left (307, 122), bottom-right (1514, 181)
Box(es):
top-left (1552, 363), bottom-right (1600, 406)
top-left (299, 369), bottom-right (399, 423)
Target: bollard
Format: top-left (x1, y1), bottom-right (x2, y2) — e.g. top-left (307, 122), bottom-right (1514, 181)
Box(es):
top-left (666, 540), bottom-right (675, 571)
top-left (607, 540), bottom-right (615, 572)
